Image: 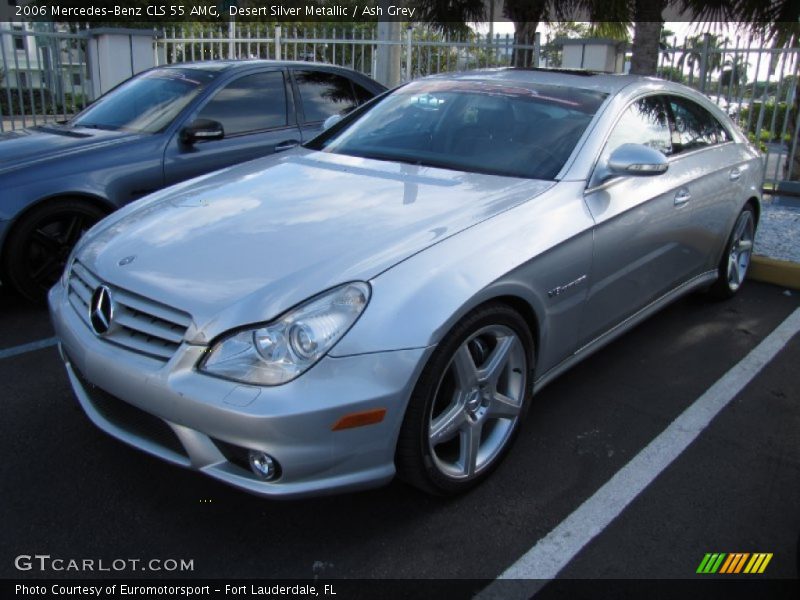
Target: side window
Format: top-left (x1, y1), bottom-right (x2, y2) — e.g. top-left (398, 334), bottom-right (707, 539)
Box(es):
top-left (294, 70), bottom-right (358, 122)
top-left (605, 96), bottom-right (672, 156)
top-left (667, 96), bottom-right (731, 154)
top-left (197, 71), bottom-right (287, 136)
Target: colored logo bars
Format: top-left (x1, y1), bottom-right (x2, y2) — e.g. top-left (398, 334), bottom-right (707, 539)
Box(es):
top-left (696, 553), bottom-right (773, 574)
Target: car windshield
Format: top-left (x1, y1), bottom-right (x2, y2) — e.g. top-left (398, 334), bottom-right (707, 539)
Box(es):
top-left (71, 68), bottom-right (218, 134)
top-left (309, 79), bottom-right (608, 180)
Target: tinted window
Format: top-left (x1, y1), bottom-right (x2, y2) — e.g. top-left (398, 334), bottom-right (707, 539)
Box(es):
top-left (353, 81), bottom-right (375, 105)
top-left (309, 80), bottom-right (608, 180)
top-left (605, 97), bottom-right (672, 156)
top-left (667, 96), bottom-right (731, 154)
top-left (295, 70), bottom-right (358, 122)
top-left (72, 68), bottom-right (218, 133)
top-left (198, 71), bottom-right (287, 136)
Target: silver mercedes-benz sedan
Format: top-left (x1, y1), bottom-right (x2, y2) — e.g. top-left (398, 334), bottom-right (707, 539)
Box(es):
top-left (49, 69), bottom-right (762, 498)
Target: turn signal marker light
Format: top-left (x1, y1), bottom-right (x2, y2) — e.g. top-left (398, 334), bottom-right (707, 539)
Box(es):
top-left (332, 408), bottom-right (387, 431)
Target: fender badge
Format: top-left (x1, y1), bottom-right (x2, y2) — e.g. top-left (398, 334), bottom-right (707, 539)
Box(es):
top-left (118, 255), bottom-right (136, 266)
top-left (548, 274), bottom-right (587, 298)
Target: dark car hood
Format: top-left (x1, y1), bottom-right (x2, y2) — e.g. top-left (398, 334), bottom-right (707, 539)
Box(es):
top-left (0, 124), bottom-right (143, 173)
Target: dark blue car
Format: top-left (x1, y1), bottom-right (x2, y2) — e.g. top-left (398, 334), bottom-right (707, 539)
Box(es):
top-left (0, 61), bottom-right (385, 301)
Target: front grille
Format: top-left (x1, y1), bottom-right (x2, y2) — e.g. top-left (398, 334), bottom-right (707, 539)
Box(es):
top-left (73, 365), bottom-right (186, 458)
top-left (68, 260), bottom-right (192, 361)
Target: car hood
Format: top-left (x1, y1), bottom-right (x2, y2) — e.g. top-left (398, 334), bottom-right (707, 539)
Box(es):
top-left (0, 124), bottom-right (141, 173)
top-left (78, 149), bottom-right (553, 343)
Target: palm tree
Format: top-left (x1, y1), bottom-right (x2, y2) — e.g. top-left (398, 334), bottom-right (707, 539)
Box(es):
top-left (675, 33), bottom-right (727, 86)
top-left (417, 0), bottom-right (582, 67)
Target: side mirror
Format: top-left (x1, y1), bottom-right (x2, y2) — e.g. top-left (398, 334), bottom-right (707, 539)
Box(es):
top-left (180, 118), bottom-right (224, 145)
top-left (322, 114), bottom-right (343, 131)
top-left (597, 143), bottom-right (669, 183)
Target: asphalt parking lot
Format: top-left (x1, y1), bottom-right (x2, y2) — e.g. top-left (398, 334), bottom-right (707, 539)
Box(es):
top-left (1, 281), bottom-right (798, 597)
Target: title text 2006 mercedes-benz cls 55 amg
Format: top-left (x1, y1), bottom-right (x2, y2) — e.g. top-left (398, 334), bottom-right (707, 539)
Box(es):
top-left (50, 69), bottom-right (762, 498)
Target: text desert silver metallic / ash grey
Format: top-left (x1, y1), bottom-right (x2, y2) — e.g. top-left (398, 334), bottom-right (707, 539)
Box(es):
top-left (49, 69), bottom-right (762, 498)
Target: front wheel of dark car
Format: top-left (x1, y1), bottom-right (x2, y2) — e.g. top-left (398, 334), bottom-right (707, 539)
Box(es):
top-left (709, 204), bottom-right (756, 300)
top-left (396, 303), bottom-right (534, 496)
top-left (2, 199), bottom-right (107, 303)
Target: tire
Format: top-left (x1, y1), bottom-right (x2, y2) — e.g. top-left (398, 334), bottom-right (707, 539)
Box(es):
top-left (709, 204), bottom-right (756, 300)
top-left (2, 199), bottom-right (107, 303)
top-left (396, 303), bottom-right (535, 496)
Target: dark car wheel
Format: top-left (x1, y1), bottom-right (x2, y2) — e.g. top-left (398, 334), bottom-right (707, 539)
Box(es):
top-left (710, 204), bottom-right (756, 300)
top-left (396, 303), bottom-right (534, 495)
top-left (3, 199), bottom-right (107, 303)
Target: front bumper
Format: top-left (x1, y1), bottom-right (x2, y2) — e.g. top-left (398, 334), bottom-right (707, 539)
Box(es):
top-left (49, 283), bottom-right (431, 498)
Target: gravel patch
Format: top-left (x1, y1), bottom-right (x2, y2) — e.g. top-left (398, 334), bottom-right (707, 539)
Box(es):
top-left (754, 202), bottom-right (800, 264)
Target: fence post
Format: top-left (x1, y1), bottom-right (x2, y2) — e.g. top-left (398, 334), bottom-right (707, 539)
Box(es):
top-left (534, 31), bottom-right (541, 68)
top-left (405, 26), bottom-right (413, 81)
top-left (375, 19), bottom-right (401, 87)
top-left (274, 25), bottom-right (281, 61)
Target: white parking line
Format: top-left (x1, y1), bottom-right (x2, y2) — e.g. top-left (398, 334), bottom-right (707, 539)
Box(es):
top-left (0, 337), bottom-right (58, 360)
top-left (478, 306), bottom-right (800, 599)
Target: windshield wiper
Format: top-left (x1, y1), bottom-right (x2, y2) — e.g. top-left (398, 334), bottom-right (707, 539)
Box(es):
top-left (345, 150), bottom-right (463, 172)
top-left (73, 123), bottom-right (121, 131)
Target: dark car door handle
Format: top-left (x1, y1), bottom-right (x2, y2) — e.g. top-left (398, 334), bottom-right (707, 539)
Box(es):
top-left (275, 140), bottom-right (300, 152)
top-left (674, 188), bottom-right (691, 207)
top-left (729, 167), bottom-right (742, 181)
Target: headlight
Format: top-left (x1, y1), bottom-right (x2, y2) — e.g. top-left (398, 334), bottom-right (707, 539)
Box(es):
top-left (199, 282), bottom-right (370, 386)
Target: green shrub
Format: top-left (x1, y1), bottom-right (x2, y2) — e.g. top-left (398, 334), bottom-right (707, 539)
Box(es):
top-left (739, 101), bottom-right (790, 141)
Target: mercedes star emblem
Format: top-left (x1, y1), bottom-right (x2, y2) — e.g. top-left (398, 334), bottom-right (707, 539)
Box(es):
top-left (90, 285), bottom-right (114, 336)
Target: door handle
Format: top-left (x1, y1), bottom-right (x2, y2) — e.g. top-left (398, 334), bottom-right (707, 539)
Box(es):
top-left (729, 167), bottom-right (742, 181)
top-left (275, 140), bottom-right (300, 152)
top-left (674, 189), bottom-right (691, 207)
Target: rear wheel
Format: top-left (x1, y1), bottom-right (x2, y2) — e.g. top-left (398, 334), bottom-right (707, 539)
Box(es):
top-left (710, 205), bottom-right (756, 299)
top-left (3, 199), bottom-right (107, 303)
top-left (396, 303), bottom-right (534, 495)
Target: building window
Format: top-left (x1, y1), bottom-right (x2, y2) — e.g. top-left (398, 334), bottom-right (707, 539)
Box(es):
top-left (18, 72), bottom-right (27, 87)
top-left (72, 73), bottom-right (81, 86)
top-left (12, 25), bottom-right (24, 50)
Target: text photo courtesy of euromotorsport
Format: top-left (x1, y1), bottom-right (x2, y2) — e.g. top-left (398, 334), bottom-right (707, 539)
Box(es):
top-left (15, 583), bottom-right (333, 596)
top-left (29, 4), bottom-right (418, 19)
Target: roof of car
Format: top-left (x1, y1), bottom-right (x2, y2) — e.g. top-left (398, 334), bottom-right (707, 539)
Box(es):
top-left (162, 60), bottom-right (365, 73)
top-left (431, 68), bottom-right (665, 95)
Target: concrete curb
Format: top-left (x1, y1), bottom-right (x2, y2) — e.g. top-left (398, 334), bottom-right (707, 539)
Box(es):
top-left (749, 255), bottom-right (800, 290)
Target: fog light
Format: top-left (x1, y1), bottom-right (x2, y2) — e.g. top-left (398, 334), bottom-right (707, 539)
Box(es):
top-left (248, 450), bottom-right (278, 481)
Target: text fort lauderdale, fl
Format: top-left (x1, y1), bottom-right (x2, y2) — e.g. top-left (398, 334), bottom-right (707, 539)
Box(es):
top-left (231, 4), bottom-right (417, 18)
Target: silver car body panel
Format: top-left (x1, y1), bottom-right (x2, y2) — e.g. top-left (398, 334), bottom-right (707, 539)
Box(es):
top-left (51, 284), bottom-right (433, 498)
top-left (77, 148), bottom-right (554, 345)
top-left (50, 69), bottom-right (763, 497)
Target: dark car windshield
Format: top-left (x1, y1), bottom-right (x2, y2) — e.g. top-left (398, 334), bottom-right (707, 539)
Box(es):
top-left (71, 68), bottom-right (218, 134)
top-left (308, 79), bottom-right (608, 180)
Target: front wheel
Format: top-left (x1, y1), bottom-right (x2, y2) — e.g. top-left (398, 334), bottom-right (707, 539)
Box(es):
top-left (2, 199), bottom-right (107, 303)
top-left (396, 303), bottom-right (534, 495)
top-left (710, 205), bottom-right (756, 299)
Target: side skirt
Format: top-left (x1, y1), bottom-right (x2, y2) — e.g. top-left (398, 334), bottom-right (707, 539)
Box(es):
top-left (533, 270), bottom-right (719, 393)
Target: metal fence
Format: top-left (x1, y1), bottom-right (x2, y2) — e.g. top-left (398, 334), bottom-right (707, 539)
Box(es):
top-left (655, 33), bottom-right (800, 187)
top-left (155, 23), bottom-right (538, 81)
top-left (1, 23), bottom-right (798, 190)
top-left (0, 24), bottom-right (90, 132)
